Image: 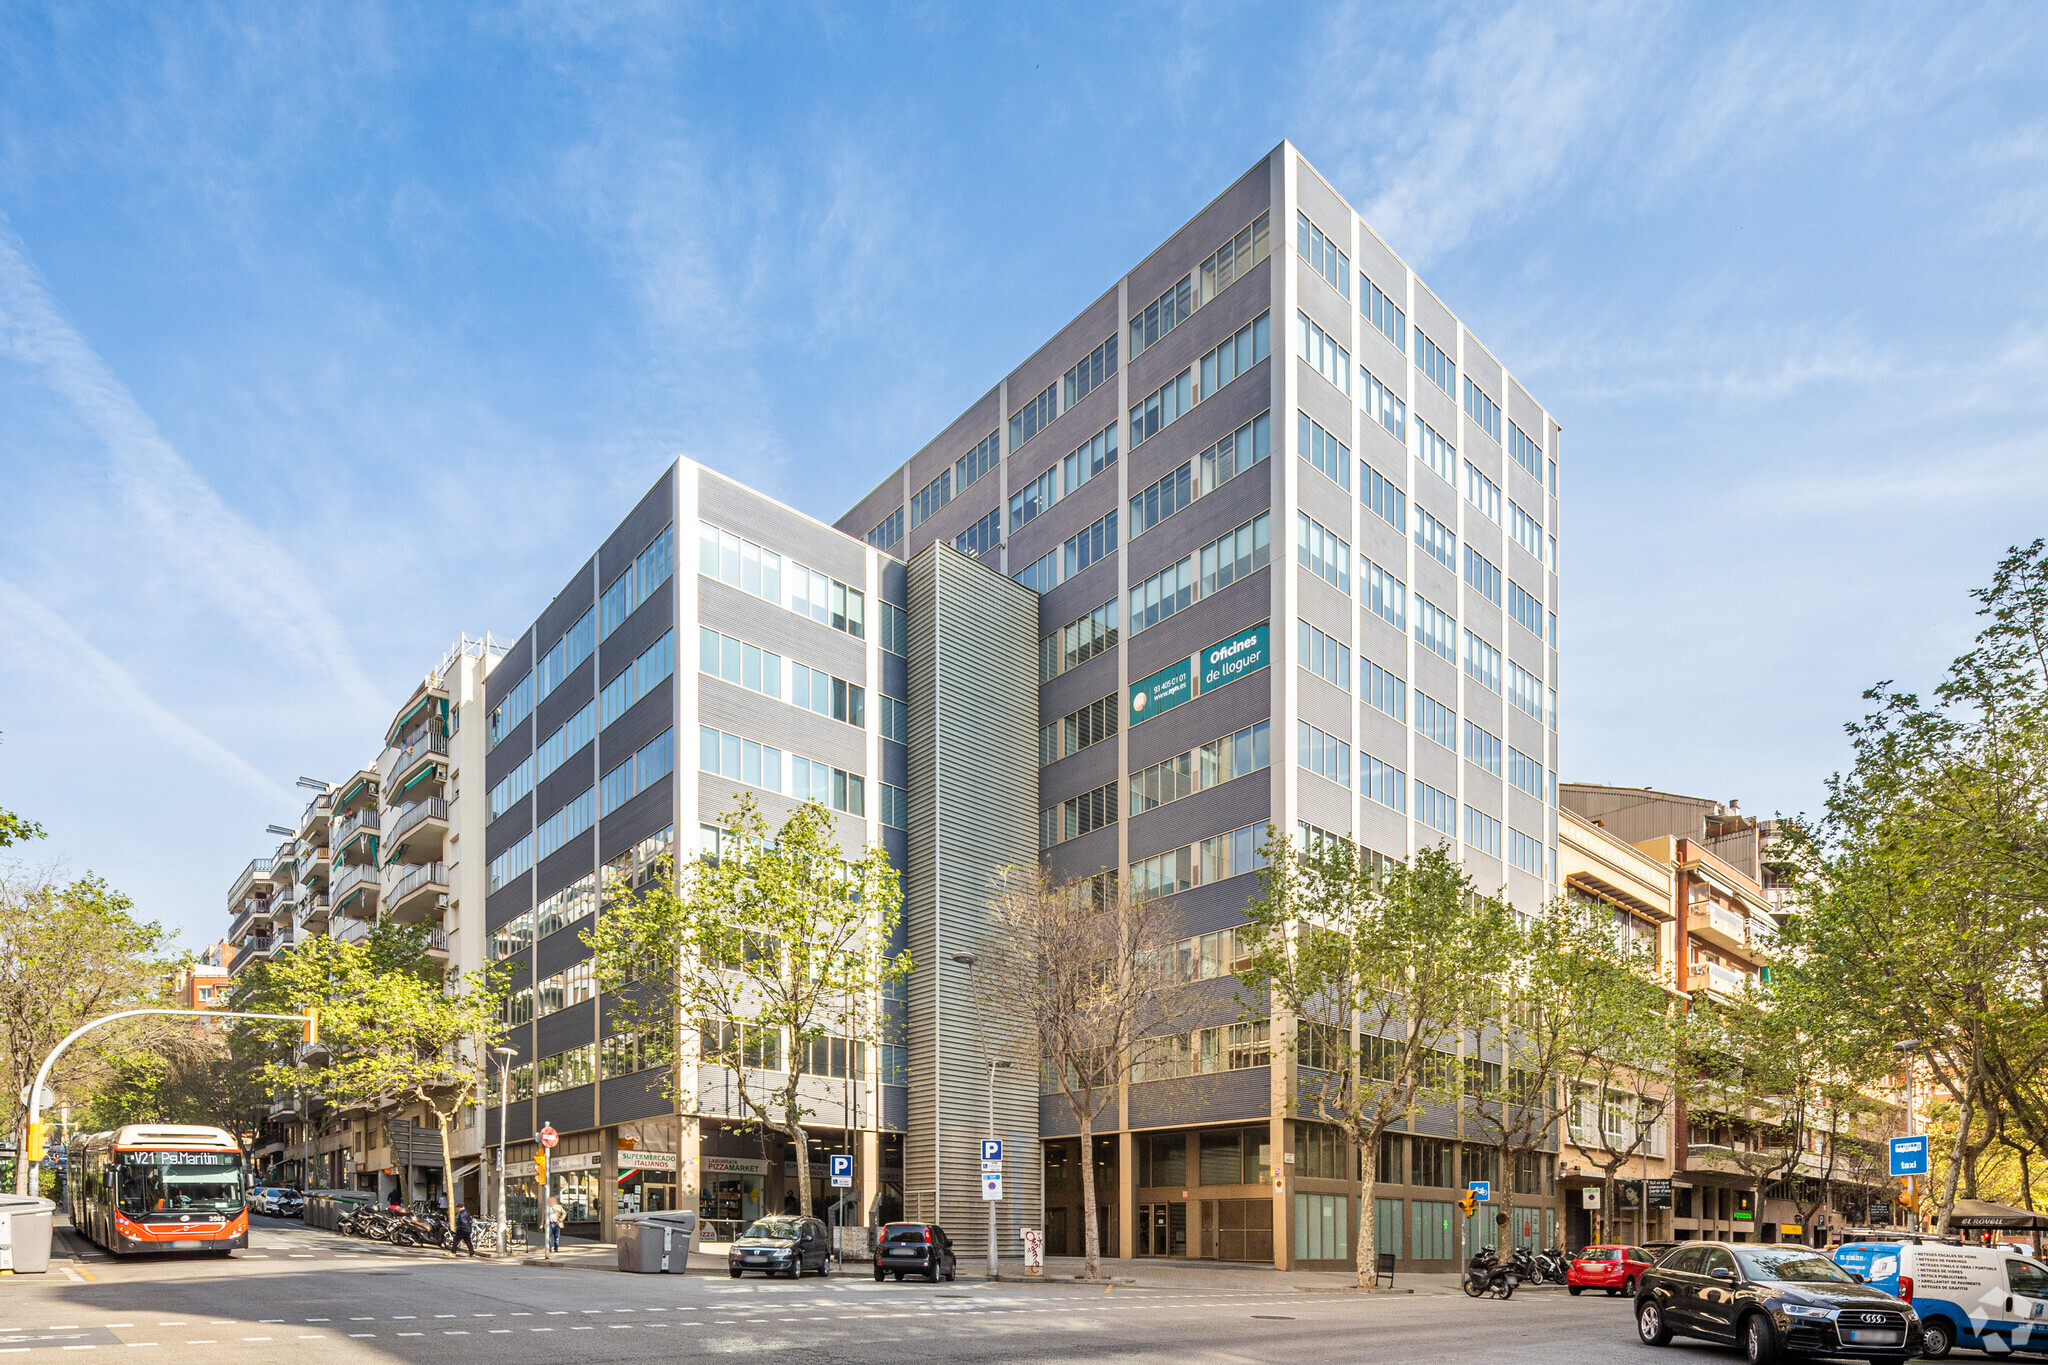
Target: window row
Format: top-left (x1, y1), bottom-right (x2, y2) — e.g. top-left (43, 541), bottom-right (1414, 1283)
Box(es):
top-left (1298, 312), bottom-right (1350, 395)
top-left (955, 508), bottom-right (1000, 558)
top-left (866, 507), bottom-right (903, 551)
top-left (1010, 381), bottom-right (1058, 452)
top-left (1508, 580), bottom-right (1541, 637)
top-left (1130, 368), bottom-right (1192, 449)
top-left (1508, 420), bottom-right (1542, 481)
top-left (1131, 274), bottom-right (1193, 356)
top-left (1417, 690), bottom-right (1454, 751)
top-left (536, 607), bottom-right (596, 704)
top-left (1415, 325), bottom-right (1454, 394)
top-left (1010, 421), bottom-right (1117, 532)
top-left (1466, 546), bottom-right (1501, 605)
top-left (1363, 364), bottom-right (1406, 441)
top-left (1510, 499), bottom-right (1543, 562)
top-left (1128, 411), bottom-right (1269, 539)
top-left (1465, 461), bottom-right (1500, 524)
top-left (600, 728), bottom-right (674, 817)
top-left (1300, 720), bottom-right (1350, 787)
top-left (910, 428), bottom-right (999, 529)
top-left (536, 786), bottom-right (596, 862)
top-left (697, 726), bottom-right (865, 815)
top-left (1128, 720), bottom-right (1270, 815)
top-left (1064, 335), bottom-right (1118, 410)
top-left (1361, 271), bottom-right (1405, 351)
top-left (1296, 211), bottom-right (1349, 297)
top-left (1365, 558), bottom-right (1406, 632)
top-left (1465, 720), bottom-right (1501, 776)
top-left (1041, 780), bottom-right (1117, 848)
top-left (1013, 509), bottom-right (1118, 594)
top-left (1300, 411), bottom-right (1349, 490)
top-left (1362, 456), bottom-right (1406, 532)
top-left (1038, 597), bottom-right (1118, 682)
top-left (699, 521), bottom-right (864, 639)
top-left (1299, 619), bottom-right (1349, 690)
top-left (1414, 595), bottom-right (1455, 663)
top-left (1198, 312), bottom-right (1269, 399)
top-left (1415, 506), bottom-right (1454, 571)
top-left (1463, 376), bottom-right (1501, 443)
top-left (1199, 211), bottom-right (1269, 305)
top-left (1509, 660), bottom-right (1544, 720)
top-left (1130, 1019), bottom-right (1271, 1082)
top-left (600, 524), bottom-right (678, 642)
top-left (1415, 417), bottom-right (1455, 487)
top-left (1129, 823), bottom-right (1269, 899)
top-left (1298, 512), bottom-right (1349, 594)
top-left (1129, 509), bottom-right (1271, 636)
top-left (1464, 630), bottom-right (1501, 694)
top-left (1040, 694), bottom-right (1118, 766)
top-left (599, 630), bottom-right (675, 728)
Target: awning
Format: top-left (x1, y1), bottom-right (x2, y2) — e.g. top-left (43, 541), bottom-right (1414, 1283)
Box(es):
top-left (1947, 1199), bottom-right (2048, 1230)
top-left (451, 1162), bottom-right (480, 1183)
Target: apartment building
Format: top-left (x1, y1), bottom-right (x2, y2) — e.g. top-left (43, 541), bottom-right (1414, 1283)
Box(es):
top-left (173, 943), bottom-right (234, 1010)
top-left (838, 141), bottom-right (1565, 1272)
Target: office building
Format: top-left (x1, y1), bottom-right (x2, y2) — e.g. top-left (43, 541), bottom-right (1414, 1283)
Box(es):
top-left (839, 141), bottom-right (1564, 1270)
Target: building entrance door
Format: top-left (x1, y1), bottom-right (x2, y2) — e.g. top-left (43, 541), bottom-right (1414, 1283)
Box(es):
top-left (1137, 1203), bottom-right (1187, 1256)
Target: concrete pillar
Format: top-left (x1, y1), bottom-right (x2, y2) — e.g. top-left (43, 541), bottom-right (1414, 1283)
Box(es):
top-left (1272, 1114), bottom-right (1290, 1269)
top-left (859, 1128), bottom-right (880, 1227)
top-left (1117, 1130), bottom-right (1136, 1260)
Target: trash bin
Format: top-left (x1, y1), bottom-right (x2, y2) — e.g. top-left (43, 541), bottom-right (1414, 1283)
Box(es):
top-left (0, 1195), bottom-right (57, 1274)
top-left (616, 1210), bottom-right (696, 1273)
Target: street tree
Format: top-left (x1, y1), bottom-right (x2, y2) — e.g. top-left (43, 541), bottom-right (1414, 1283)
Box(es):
top-left (1238, 835), bottom-right (1516, 1288)
top-left (979, 867), bottom-right (1179, 1280)
top-left (2, 866), bottom-right (181, 1194)
top-left (586, 795), bottom-right (909, 1219)
top-left (1778, 540), bottom-right (2048, 1234)
top-left (248, 922), bottom-right (505, 1203)
top-left (0, 735), bottom-right (42, 850)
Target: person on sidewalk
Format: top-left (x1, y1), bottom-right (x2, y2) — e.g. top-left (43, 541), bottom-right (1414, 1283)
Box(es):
top-left (548, 1198), bottom-right (564, 1253)
top-left (452, 1204), bottom-right (476, 1257)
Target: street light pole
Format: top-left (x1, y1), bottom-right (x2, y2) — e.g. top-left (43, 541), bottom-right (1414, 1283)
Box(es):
top-left (1894, 1039), bottom-right (1919, 1232)
top-left (951, 950), bottom-right (1012, 1282)
top-left (491, 1045), bottom-right (517, 1254)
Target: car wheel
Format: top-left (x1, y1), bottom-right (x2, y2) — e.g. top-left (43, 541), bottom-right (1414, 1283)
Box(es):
top-left (819, 1259), bottom-right (830, 1277)
top-left (1624, 1278), bottom-right (1638, 1297)
top-left (1568, 1286), bottom-right (1583, 1296)
top-left (1743, 1311), bottom-right (1779, 1365)
top-left (728, 1267), bottom-right (742, 1278)
top-left (1920, 1317), bottom-right (1954, 1359)
top-left (893, 1270), bottom-right (904, 1281)
top-left (1637, 1300), bottom-right (1672, 1347)
top-left (874, 1268), bottom-right (885, 1282)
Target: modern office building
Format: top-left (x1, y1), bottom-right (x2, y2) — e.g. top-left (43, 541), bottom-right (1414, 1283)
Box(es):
top-left (838, 140), bottom-right (1565, 1270)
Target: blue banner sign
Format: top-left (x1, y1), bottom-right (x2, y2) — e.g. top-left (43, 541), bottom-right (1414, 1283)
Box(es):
top-left (1889, 1135), bottom-right (1928, 1177)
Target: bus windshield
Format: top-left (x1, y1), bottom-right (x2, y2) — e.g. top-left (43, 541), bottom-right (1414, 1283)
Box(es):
top-left (116, 1151), bottom-right (244, 1216)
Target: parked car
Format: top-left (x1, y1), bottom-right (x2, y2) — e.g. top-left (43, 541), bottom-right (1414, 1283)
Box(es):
top-left (1833, 1238), bottom-right (2048, 1359)
top-left (271, 1189), bottom-right (305, 1218)
top-left (1635, 1240), bottom-right (1921, 1364)
top-left (874, 1222), bottom-right (957, 1282)
top-left (727, 1216), bottom-right (829, 1278)
top-left (1569, 1244), bottom-right (1656, 1296)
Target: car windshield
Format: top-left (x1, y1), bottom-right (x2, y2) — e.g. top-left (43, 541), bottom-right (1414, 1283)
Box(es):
top-left (117, 1151), bottom-right (244, 1216)
top-left (1735, 1249), bottom-right (1852, 1284)
top-left (1579, 1249), bottom-right (1623, 1262)
top-left (742, 1218), bottom-right (804, 1240)
top-left (883, 1224), bottom-right (930, 1243)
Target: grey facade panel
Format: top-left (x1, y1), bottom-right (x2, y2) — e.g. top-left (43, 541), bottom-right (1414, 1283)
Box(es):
top-left (697, 577), bottom-right (868, 683)
top-left (534, 656), bottom-right (595, 737)
top-left (1151, 973), bottom-right (1258, 1033)
top-left (534, 1083), bottom-right (595, 1139)
top-left (1038, 652), bottom-right (1118, 725)
top-left (1037, 737), bottom-right (1118, 810)
top-left (696, 677), bottom-right (866, 774)
top-left (880, 647), bottom-right (906, 701)
top-left (534, 561), bottom-right (597, 662)
top-left (1294, 156), bottom-right (1349, 250)
top-left (485, 798), bottom-right (534, 859)
top-left (1159, 874), bottom-right (1264, 938)
top-left (1411, 281), bottom-right (1457, 364)
top-left (1127, 455), bottom-right (1272, 586)
top-left (1127, 775), bottom-right (1269, 861)
top-left (485, 877), bottom-right (532, 931)
top-left (596, 579), bottom-right (676, 686)
top-left (1354, 220), bottom-right (1406, 305)
top-left (535, 998), bottom-right (596, 1058)
top-left (486, 630), bottom-right (534, 711)
top-left (598, 777), bottom-right (675, 863)
top-left (535, 748), bottom-right (597, 822)
top-left (881, 559), bottom-right (908, 607)
top-left (1412, 1103), bottom-right (1459, 1139)
top-left (882, 1085), bottom-right (908, 1134)
top-left (1007, 465), bottom-right (1119, 577)
top-left (1128, 156), bottom-right (1275, 349)
top-left (1045, 824), bottom-right (1120, 883)
top-left (1125, 666), bottom-right (1272, 772)
top-left (1463, 336), bottom-right (1502, 410)
top-left (485, 720), bottom-right (534, 787)
top-left (899, 400), bottom-right (1002, 563)
top-left (905, 544), bottom-right (1041, 1260)
top-left (599, 677), bottom-right (674, 769)
top-left (1127, 1065), bottom-right (1271, 1130)
top-left (534, 828), bottom-right (595, 902)
top-left (1033, 555), bottom-right (1121, 637)
top-left (599, 1072), bottom-right (672, 1127)
top-left (700, 467), bottom-right (866, 586)
top-left (1296, 672), bottom-right (1351, 740)
top-left (1358, 800), bottom-right (1407, 857)
top-left (535, 916), bottom-right (595, 976)
top-left (880, 737), bottom-right (908, 789)
top-left (1296, 772), bottom-right (1352, 834)
top-left (1040, 1094), bottom-right (1079, 1140)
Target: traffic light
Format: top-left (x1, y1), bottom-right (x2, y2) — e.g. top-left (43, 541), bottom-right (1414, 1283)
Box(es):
top-left (1900, 1176), bottom-right (1916, 1207)
top-left (24, 1119), bottom-right (43, 1162)
top-left (1458, 1189), bottom-right (1478, 1218)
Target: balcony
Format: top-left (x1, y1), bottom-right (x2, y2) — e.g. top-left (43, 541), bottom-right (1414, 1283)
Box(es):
top-left (332, 915), bottom-right (374, 946)
top-left (332, 806), bottom-right (380, 856)
top-left (331, 860), bottom-right (380, 915)
top-left (389, 730), bottom-right (450, 794)
top-left (1687, 898), bottom-right (1752, 957)
top-left (384, 796), bottom-right (449, 851)
top-left (227, 901), bottom-right (273, 945)
top-left (301, 845), bottom-right (331, 888)
top-left (231, 936), bottom-right (274, 972)
top-left (299, 895), bottom-right (331, 931)
top-left (227, 857), bottom-right (275, 908)
top-left (385, 861), bottom-right (449, 923)
top-left (1690, 959), bottom-right (1752, 1001)
top-left (424, 925), bottom-right (452, 959)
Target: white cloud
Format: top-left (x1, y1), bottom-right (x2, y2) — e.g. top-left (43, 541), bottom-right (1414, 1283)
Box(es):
top-left (0, 217), bottom-right (385, 724)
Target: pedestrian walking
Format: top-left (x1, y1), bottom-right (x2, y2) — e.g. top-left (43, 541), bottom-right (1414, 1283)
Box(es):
top-left (452, 1204), bottom-right (476, 1257)
top-left (548, 1198), bottom-right (564, 1253)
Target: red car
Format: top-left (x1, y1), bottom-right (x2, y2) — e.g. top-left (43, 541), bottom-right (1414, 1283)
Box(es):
top-left (1566, 1244), bottom-right (1656, 1296)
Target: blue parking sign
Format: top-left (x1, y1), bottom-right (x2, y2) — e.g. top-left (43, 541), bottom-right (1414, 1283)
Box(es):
top-left (829, 1155), bottom-right (853, 1179)
top-left (1889, 1135), bottom-right (1928, 1176)
top-left (983, 1139), bottom-right (1003, 1163)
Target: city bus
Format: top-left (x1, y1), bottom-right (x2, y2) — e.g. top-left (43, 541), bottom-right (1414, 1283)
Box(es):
top-left (65, 1124), bottom-right (249, 1255)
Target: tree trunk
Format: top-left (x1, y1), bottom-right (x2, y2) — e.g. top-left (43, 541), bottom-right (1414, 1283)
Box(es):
top-left (789, 1104), bottom-right (813, 1218)
top-left (1078, 1117), bottom-right (1099, 1280)
top-left (1355, 1157), bottom-right (1379, 1289)
top-left (1936, 1068), bottom-right (1977, 1236)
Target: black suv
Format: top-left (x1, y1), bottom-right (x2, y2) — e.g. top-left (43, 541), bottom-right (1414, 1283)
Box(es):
top-left (875, 1222), bottom-right (957, 1282)
top-left (1635, 1241), bottom-right (1922, 1365)
top-left (728, 1216), bottom-right (830, 1277)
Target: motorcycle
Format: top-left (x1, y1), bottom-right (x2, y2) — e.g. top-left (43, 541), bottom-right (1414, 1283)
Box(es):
top-left (1462, 1246), bottom-right (1519, 1299)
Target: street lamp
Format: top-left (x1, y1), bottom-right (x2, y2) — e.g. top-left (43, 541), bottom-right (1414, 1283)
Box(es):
top-left (951, 951), bottom-right (1013, 1281)
top-left (490, 1046), bottom-right (518, 1253)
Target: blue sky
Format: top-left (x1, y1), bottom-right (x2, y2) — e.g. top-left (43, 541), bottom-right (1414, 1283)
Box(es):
top-left (2, 3), bottom-right (2044, 949)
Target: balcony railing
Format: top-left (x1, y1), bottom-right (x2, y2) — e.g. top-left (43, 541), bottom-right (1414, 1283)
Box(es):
top-left (1691, 959), bottom-right (1751, 997)
top-left (424, 926), bottom-right (452, 955)
top-left (231, 936), bottom-right (274, 971)
top-left (333, 806), bottom-right (381, 847)
top-left (228, 857), bottom-right (275, 907)
top-left (385, 797), bottom-right (449, 846)
top-left (332, 916), bottom-right (373, 945)
top-left (331, 861), bottom-right (379, 904)
top-left (386, 861), bottom-right (449, 910)
top-left (298, 895), bottom-right (331, 927)
top-left (390, 730), bottom-right (450, 784)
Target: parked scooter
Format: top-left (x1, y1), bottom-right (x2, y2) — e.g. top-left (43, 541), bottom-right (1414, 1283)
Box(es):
top-left (1463, 1246), bottom-right (1520, 1299)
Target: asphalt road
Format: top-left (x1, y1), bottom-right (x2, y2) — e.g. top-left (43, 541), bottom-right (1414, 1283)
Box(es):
top-left (3, 1215), bottom-right (1766, 1364)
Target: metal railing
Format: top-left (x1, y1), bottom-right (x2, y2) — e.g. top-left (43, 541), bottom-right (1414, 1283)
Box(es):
top-left (385, 796), bottom-right (449, 844)
top-left (390, 730), bottom-right (450, 781)
top-left (386, 861), bottom-right (449, 908)
top-left (333, 806), bottom-right (381, 846)
top-left (331, 861), bottom-right (379, 903)
top-left (332, 916), bottom-right (374, 945)
top-left (1690, 959), bottom-right (1749, 997)
top-left (228, 857), bottom-right (275, 906)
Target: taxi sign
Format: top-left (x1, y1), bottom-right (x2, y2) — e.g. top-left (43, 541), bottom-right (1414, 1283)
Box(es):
top-left (1889, 1135), bottom-right (1928, 1176)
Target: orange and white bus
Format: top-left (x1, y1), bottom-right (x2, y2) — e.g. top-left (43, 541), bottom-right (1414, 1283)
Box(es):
top-left (65, 1124), bottom-right (248, 1255)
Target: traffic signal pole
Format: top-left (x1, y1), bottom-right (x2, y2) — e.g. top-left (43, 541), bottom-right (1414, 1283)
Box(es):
top-left (17, 1006), bottom-right (322, 1197)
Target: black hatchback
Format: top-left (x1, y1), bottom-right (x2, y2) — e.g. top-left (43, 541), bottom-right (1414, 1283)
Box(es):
top-left (874, 1222), bottom-right (956, 1282)
top-left (1635, 1242), bottom-right (1922, 1365)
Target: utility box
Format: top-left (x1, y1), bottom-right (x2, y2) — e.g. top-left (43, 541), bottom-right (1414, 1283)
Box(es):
top-left (0, 1195), bottom-right (56, 1274)
top-left (616, 1210), bottom-right (697, 1273)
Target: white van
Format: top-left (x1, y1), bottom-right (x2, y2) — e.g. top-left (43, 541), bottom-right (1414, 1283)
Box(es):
top-left (1835, 1240), bottom-right (2048, 1358)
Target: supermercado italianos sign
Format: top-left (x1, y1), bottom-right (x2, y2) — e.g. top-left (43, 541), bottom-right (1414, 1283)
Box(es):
top-left (1129, 621), bottom-right (1269, 726)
